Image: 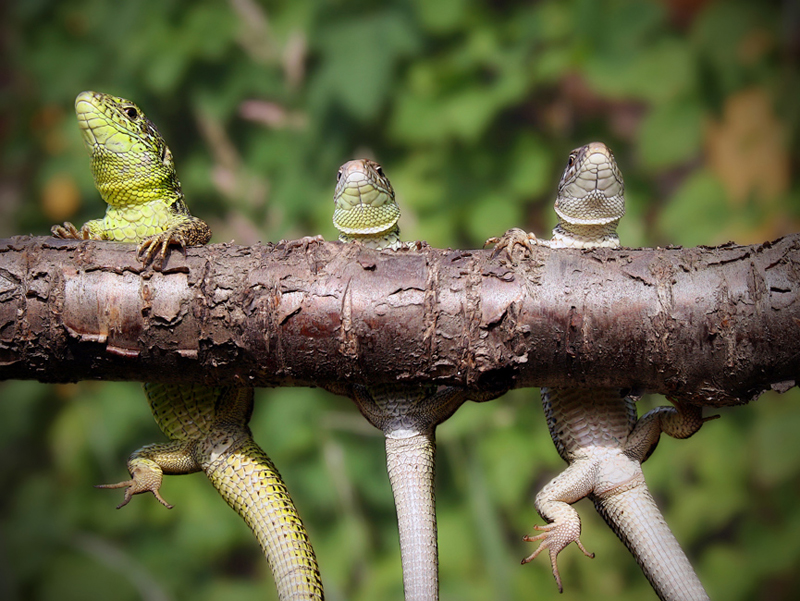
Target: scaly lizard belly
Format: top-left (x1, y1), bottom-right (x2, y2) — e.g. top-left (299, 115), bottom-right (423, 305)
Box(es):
top-left (97, 201), bottom-right (187, 242)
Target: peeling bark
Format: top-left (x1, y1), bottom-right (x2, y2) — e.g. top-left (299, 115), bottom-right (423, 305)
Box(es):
top-left (0, 234), bottom-right (798, 406)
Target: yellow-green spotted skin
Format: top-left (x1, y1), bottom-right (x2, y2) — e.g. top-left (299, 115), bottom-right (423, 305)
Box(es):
top-left (64, 91), bottom-right (324, 599)
top-left (52, 91), bottom-right (211, 267)
top-left (134, 385), bottom-right (325, 600)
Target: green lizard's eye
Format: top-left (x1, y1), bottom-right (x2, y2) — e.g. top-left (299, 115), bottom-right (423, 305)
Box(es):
top-left (124, 107), bottom-right (139, 119)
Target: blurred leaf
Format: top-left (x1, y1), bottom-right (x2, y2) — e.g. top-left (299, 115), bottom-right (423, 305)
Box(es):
top-left (199, 579), bottom-right (275, 601)
top-left (508, 133), bottom-right (555, 197)
top-left (312, 11), bottom-right (420, 121)
top-left (752, 389), bottom-right (800, 487)
top-left (638, 98), bottom-right (703, 169)
top-left (39, 552), bottom-right (140, 601)
top-left (585, 38), bottom-right (694, 103)
top-left (465, 193), bottom-right (523, 246)
top-left (411, 0), bottom-right (470, 34)
top-left (659, 170), bottom-right (729, 246)
top-left (690, 2), bottom-right (767, 97)
top-left (705, 87), bottom-right (790, 205)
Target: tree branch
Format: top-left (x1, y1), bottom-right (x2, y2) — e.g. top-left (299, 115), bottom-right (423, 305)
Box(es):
top-left (1, 235), bottom-right (798, 406)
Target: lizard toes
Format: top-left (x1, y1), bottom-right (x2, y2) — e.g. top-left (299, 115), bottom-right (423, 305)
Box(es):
top-left (96, 466), bottom-right (173, 509)
top-left (51, 222), bottom-right (84, 240)
top-left (137, 231), bottom-right (184, 269)
top-left (486, 228), bottom-right (538, 264)
top-left (136, 237), bottom-right (160, 266)
top-left (521, 522), bottom-right (593, 593)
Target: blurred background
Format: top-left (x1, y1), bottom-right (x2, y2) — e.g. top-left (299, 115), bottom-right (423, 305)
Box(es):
top-left (1, 0), bottom-right (799, 599)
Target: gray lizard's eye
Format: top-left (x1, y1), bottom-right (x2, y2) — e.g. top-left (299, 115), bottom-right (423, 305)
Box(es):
top-left (376, 166), bottom-right (384, 177)
top-left (336, 169), bottom-right (343, 182)
top-left (567, 154), bottom-right (576, 167)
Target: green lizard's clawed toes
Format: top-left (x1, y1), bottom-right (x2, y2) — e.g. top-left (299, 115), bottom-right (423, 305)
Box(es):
top-left (95, 454), bottom-right (175, 509)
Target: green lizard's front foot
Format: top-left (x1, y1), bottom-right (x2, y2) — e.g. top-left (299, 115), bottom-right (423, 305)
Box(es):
top-left (51, 221), bottom-right (90, 240)
top-left (136, 230), bottom-right (189, 269)
top-left (96, 460), bottom-right (173, 510)
top-left (137, 217), bottom-right (212, 268)
top-left (522, 522), bottom-right (594, 593)
top-left (485, 227), bottom-right (539, 264)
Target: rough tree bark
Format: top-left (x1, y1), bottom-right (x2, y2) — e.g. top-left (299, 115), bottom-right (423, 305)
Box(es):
top-left (0, 234), bottom-right (798, 407)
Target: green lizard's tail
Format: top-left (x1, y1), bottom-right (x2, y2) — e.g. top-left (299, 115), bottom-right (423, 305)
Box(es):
top-left (147, 383), bottom-right (325, 600)
top-left (204, 432), bottom-right (324, 599)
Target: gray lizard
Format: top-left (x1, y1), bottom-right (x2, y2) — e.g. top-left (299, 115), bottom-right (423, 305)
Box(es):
top-left (330, 158), bottom-right (505, 601)
top-left (491, 142), bottom-right (716, 601)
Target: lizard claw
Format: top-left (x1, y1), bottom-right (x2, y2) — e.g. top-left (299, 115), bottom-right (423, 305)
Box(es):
top-left (137, 230), bottom-right (186, 269)
top-left (485, 228), bottom-right (539, 265)
top-left (521, 522), bottom-right (594, 593)
top-left (51, 221), bottom-right (89, 240)
top-left (400, 239), bottom-right (429, 251)
top-left (96, 462), bottom-right (173, 509)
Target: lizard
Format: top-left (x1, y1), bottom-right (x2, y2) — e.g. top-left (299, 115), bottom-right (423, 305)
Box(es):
top-left (489, 142), bottom-right (715, 600)
top-left (52, 91), bottom-right (324, 600)
top-left (329, 159), bottom-right (505, 601)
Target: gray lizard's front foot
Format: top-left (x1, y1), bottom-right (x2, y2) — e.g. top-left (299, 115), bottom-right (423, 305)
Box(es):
top-left (485, 227), bottom-right (539, 264)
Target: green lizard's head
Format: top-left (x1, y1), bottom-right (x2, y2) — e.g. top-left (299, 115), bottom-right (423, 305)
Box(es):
top-left (75, 91), bottom-right (182, 207)
top-left (332, 159), bottom-right (399, 237)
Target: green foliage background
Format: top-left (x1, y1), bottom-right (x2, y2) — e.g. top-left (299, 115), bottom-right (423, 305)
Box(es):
top-left (1, 0), bottom-right (799, 599)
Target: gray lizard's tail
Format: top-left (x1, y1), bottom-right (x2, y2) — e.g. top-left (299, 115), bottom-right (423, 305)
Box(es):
top-left (593, 484), bottom-right (708, 601)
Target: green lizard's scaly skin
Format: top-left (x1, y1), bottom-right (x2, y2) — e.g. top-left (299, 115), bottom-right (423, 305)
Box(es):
top-left (330, 159), bottom-right (497, 601)
top-left (57, 91), bottom-right (323, 600)
top-left (108, 384), bottom-right (324, 600)
top-left (491, 143), bottom-right (712, 600)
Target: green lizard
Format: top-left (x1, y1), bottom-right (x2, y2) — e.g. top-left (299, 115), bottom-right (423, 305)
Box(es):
top-left (52, 92), bottom-right (211, 266)
top-left (53, 91), bottom-right (324, 600)
top-left (329, 159), bottom-right (503, 601)
top-left (491, 143), bottom-right (714, 600)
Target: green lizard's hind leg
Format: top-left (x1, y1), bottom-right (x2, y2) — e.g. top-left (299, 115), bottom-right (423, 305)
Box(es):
top-left (96, 440), bottom-right (201, 509)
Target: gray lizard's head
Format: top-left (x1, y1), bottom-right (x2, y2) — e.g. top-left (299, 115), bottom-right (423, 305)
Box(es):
top-left (555, 141), bottom-right (625, 227)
